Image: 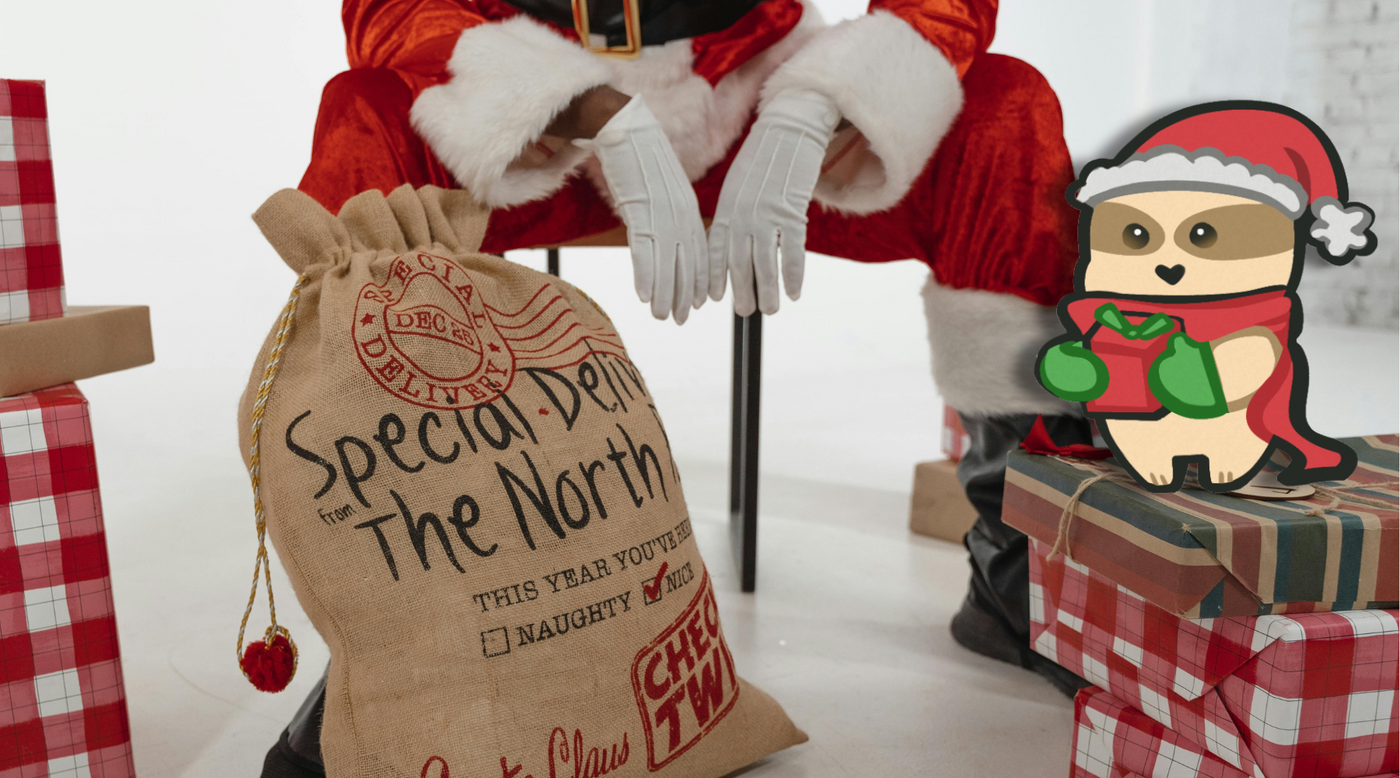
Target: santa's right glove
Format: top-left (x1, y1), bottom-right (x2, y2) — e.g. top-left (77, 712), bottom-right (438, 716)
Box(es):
top-left (575, 96), bottom-right (708, 324)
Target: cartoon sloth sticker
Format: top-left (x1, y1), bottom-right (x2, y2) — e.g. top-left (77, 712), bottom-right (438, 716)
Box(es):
top-left (1036, 101), bottom-right (1375, 493)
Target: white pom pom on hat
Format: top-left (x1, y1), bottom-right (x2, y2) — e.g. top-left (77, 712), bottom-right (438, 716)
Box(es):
top-left (1073, 102), bottom-right (1376, 264)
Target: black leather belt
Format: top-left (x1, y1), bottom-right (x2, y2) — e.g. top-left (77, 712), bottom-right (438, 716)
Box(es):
top-left (501, 0), bottom-right (765, 48)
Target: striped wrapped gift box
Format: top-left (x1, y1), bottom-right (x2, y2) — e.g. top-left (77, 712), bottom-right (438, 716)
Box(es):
top-left (0, 80), bottom-right (65, 325)
top-left (1005, 436), bottom-right (1398, 619)
top-left (1035, 539), bottom-right (1397, 778)
top-left (0, 384), bottom-right (135, 777)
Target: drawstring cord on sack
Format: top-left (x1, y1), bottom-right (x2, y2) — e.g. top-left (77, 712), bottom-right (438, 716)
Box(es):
top-left (236, 274), bottom-right (308, 692)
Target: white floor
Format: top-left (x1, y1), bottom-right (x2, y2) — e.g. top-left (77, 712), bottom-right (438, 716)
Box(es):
top-left (2, 2), bottom-right (1393, 773)
top-left (71, 245), bottom-right (1396, 776)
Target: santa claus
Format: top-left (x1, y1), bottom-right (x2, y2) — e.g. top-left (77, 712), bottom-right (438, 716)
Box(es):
top-left (266, 0), bottom-right (1091, 772)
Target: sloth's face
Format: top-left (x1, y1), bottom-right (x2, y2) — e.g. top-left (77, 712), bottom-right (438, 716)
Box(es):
top-left (1083, 190), bottom-right (1295, 296)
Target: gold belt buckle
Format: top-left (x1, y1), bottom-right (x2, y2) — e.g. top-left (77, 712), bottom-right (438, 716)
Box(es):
top-left (571, 0), bottom-right (642, 59)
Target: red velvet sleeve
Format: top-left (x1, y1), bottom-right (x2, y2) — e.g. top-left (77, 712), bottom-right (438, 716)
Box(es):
top-left (865, 0), bottom-right (997, 77)
top-left (342, 0), bottom-right (488, 87)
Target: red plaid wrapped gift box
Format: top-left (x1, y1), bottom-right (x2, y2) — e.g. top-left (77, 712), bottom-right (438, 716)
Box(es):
top-left (1034, 538), bottom-right (1398, 778)
top-left (1073, 686), bottom-right (1247, 778)
top-left (1072, 688), bottom-right (1399, 778)
top-left (941, 405), bottom-right (970, 461)
top-left (0, 80), bottom-right (65, 325)
top-left (0, 384), bottom-right (134, 777)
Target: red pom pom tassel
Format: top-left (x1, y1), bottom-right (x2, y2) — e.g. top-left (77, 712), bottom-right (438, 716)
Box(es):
top-left (240, 627), bottom-right (298, 692)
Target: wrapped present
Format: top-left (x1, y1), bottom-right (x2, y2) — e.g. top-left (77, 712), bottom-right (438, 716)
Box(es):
top-left (1006, 435), bottom-right (1398, 618)
top-left (1073, 687), bottom-right (1259, 778)
top-left (0, 384), bottom-right (135, 776)
top-left (1037, 539), bottom-right (1399, 778)
top-left (0, 306), bottom-right (154, 398)
top-left (1071, 687), bottom-right (1398, 778)
top-left (909, 459), bottom-right (977, 542)
top-left (0, 80), bottom-right (65, 325)
top-left (941, 405), bottom-right (970, 461)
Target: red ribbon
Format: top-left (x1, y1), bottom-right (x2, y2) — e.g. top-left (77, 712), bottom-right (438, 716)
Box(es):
top-left (1019, 416), bottom-right (1114, 460)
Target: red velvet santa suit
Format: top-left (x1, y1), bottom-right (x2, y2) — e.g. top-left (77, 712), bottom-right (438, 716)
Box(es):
top-left (298, 0), bottom-right (1080, 416)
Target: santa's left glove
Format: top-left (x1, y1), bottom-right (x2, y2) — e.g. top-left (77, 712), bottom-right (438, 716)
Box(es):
top-left (575, 95), bottom-right (708, 324)
top-left (710, 89), bottom-right (840, 316)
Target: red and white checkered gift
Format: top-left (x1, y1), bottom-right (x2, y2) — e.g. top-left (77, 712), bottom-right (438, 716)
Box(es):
top-left (0, 80), bottom-right (66, 325)
top-left (1032, 538), bottom-right (1398, 778)
top-left (941, 405), bottom-right (970, 461)
top-left (1071, 688), bottom-right (1399, 778)
top-left (0, 384), bottom-right (134, 777)
top-left (1073, 686), bottom-right (1251, 778)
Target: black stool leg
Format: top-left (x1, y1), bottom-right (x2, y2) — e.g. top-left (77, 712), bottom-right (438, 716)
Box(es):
top-left (547, 248), bottom-right (560, 276)
top-left (729, 311), bottom-right (762, 592)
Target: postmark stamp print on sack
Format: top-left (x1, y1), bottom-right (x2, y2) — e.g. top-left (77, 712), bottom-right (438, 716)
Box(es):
top-left (354, 252), bottom-right (516, 408)
top-left (632, 571), bottom-right (739, 771)
top-left (354, 252), bottom-right (635, 411)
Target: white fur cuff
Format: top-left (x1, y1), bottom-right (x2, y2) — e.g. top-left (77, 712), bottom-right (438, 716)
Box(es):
top-left (411, 17), bottom-right (611, 208)
top-left (921, 277), bottom-right (1077, 417)
top-left (761, 11), bottom-right (962, 215)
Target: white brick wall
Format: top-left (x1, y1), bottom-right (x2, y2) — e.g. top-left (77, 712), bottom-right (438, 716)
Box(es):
top-left (1288, 0), bottom-right (1399, 328)
top-left (1005, 0), bottom-right (1398, 328)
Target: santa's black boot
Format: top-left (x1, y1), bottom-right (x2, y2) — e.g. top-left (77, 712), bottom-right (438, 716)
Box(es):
top-left (947, 412), bottom-right (1094, 698)
top-left (261, 670), bottom-right (327, 777)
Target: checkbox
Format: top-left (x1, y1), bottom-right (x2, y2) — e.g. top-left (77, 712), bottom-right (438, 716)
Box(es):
top-left (480, 627), bottom-right (510, 658)
top-left (643, 581), bottom-right (662, 606)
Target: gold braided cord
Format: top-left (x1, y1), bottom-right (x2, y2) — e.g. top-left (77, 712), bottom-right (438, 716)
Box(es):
top-left (237, 274), bottom-right (307, 673)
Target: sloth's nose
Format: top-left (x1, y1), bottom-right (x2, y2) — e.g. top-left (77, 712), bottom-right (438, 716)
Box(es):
top-left (1155, 265), bottom-right (1186, 285)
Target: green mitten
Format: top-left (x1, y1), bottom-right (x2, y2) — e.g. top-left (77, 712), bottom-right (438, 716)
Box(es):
top-left (1149, 333), bottom-right (1228, 419)
top-left (1039, 341), bottom-right (1109, 402)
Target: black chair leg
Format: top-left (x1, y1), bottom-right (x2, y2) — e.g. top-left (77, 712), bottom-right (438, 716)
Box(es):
top-left (729, 311), bottom-right (762, 593)
top-left (553, 247), bottom-right (760, 591)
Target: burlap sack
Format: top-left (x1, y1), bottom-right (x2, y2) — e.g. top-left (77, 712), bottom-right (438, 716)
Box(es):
top-left (238, 185), bottom-right (805, 778)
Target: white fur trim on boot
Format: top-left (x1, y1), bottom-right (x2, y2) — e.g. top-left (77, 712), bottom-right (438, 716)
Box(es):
top-left (922, 277), bottom-right (1076, 417)
top-left (761, 11), bottom-right (962, 215)
top-left (411, 17), bottom-right (611, 208)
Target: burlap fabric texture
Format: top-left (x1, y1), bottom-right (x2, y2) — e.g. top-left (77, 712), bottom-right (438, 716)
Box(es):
top-left (238, 184), bottom-right (806, 777)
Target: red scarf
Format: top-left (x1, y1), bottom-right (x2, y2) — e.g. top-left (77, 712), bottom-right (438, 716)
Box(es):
top-left (1062, 288), bottom-right (1349, 474)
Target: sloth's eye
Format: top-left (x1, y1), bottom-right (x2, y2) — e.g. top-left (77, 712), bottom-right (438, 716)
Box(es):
top-left (1122, 224), bottom-right (1150, 250)
top-left (1188, 222), bottom-right (1217, 248)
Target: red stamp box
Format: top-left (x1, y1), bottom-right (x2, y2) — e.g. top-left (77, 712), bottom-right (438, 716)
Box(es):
top-left (631, 570), bottom-right (738, 771)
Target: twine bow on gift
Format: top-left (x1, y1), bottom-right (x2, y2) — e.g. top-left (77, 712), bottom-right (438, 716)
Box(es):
top-left (235, 274), bottom-right (308, 693)
top-left (1046, 469), bottom-right (1397, 564)
top-left (1047, 470), bottom-right (1136, 562)
top-left (1018, 416), bottom-right (1118, 562)
top-left (1303, 481), bottom-right (1400, 517)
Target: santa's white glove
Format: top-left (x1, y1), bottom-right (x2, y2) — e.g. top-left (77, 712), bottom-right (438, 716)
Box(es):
top-left (709, 89), bottom-right (840, 316)
top-left (575, 95), bottom-right (707, 324)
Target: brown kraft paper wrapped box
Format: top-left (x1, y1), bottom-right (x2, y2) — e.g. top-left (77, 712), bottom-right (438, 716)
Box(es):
top-left (239, 185), bottom-right (805, 778)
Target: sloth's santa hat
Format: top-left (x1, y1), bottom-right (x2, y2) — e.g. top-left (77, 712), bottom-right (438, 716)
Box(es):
top-left (1074, 102), bottom-right (1375, 264)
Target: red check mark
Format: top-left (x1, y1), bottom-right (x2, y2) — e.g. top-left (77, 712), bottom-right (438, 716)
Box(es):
top-left (644, 562), bottom-right (669, 602)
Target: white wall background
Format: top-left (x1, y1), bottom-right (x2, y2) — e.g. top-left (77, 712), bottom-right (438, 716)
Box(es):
top-left (0, 2), bottom-right (1395, 775)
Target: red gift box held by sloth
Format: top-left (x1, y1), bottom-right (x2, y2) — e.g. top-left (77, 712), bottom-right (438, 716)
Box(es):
top-left (1037, 102), bottom-right (1376, 493)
